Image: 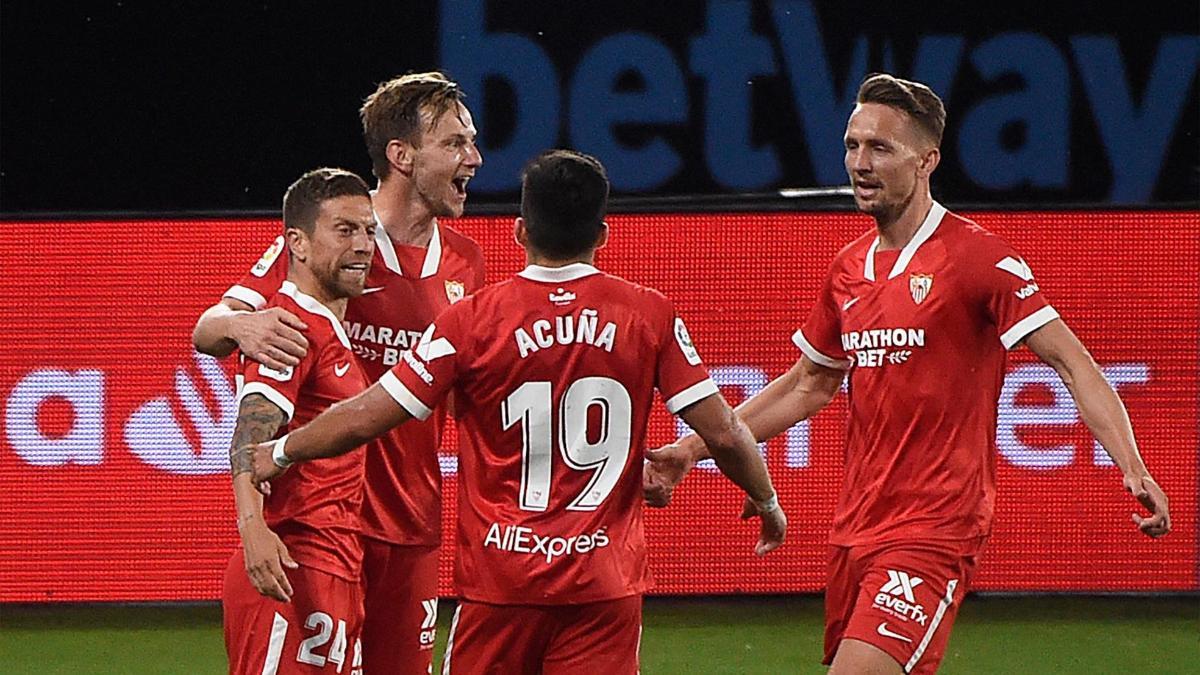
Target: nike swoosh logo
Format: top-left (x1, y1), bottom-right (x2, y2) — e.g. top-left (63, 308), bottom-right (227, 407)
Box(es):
top-left (842, 297), bottom-right (860, 311)
top-left (334, 362), bottom-right (350, 377)
top-left (362, 286), bottom-right (386, 294)
top-left (876, 622), bottom-right (912, 643)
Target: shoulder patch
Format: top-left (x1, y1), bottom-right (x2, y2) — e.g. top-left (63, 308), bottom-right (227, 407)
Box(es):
top-left (994, 256), bottom-right (1034, 281)
top-left (674, 317), bottom-right (702, 366)
top-left (251, 236), bottom-right (286, 278)
top-left (415, 325), bottom-right (457, 362)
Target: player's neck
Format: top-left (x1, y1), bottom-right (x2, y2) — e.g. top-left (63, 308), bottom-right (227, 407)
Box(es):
top-left (287, 268), bottom-right (349, 320)
top-left (525, 252), bottom-right (596, 268)
top-left (372, 179), bottom-right (436, 248)
top-left (874, 192), bottom-right (934, 251)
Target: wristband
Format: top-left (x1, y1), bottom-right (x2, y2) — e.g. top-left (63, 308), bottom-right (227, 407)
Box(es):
top-left (271, 435), bottom-right (293, 469)
top-left (753, 492), bottom-right (780, 515)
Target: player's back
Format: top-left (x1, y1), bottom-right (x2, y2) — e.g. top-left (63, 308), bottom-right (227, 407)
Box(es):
top-left (431, 263), bottom-right (714, 605)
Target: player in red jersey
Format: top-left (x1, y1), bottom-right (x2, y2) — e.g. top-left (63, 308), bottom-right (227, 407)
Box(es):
top-left (222, 168), bottom-right (376, 674)
top-left (195, 73), bottom-right (485, 673)
top-left (245, 150), bottom-right (788, 674)
top-left (644, 73), bottom-right (1171, 674)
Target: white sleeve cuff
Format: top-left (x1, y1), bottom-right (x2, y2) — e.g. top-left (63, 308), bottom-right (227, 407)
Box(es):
top-left (791, 329), bottom-right (852, 370)
top-left (224, 285), bottom-right (268, 310)
top-left (664, 378), bottom-right (720, 414)
top-left (1000, 305), bottom-right (1060, 349)
top-left (379, 370), bottom-right (433, 421)
top-left (237, 381), bottom-right (294, 422)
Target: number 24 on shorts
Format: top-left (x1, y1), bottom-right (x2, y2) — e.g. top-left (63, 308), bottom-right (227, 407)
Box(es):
top-left (263, 610), bottom-right (362, 674)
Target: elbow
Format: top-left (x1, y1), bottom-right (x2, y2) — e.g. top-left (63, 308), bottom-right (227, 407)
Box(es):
top-left (191, 324), bottom-right (210, 354)
top-left (1052, 352), bottom-right (1101, 393)
top-left (192, 315), bottom-right (236, 358)
top-left (702, 414), bottom-right (748, 460)
top-left (817, 384), bottom-right (839, 409)
top-left (705, 431), bottom-right (739, 459)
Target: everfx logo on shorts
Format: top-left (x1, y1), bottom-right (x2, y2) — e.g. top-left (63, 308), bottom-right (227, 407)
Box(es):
top-left (874, 569), bottom-right (929, 625)
top-left (881, 569), bottom-right (923, 602)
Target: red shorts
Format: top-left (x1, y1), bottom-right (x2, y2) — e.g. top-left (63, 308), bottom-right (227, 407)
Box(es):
top-left (824, 539), bottom-right (983, 674)
top-left (222, 550), bottom-right (365, 675)
top-left (359, 539), bottom-right (441, 675)
top-left (442, 595), bottom-right (642, 675)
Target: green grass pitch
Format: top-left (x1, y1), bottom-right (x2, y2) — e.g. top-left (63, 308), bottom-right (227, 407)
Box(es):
top-left (2, 596), bottom-right (1196, 673)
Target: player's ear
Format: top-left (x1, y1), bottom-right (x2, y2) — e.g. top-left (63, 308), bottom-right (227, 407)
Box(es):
top-left (594, 221), bottom-right (609, 251)
top-left (514, 217), bottom-right (529, 249)
top-left (918, 146), bottom-right (940, 178)
top-left (386, 139), bottom-right (415, 177)
top-left (284, 227), bottom-right (309, 263)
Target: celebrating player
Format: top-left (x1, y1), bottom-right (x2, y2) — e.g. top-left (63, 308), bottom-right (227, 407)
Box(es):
top-left (223, 168), bottom-right (375, 674)
top-left (644, 73), bottom-right (1171, 674)
top-left (246, 150), bottom-right (787, 674)
top-left (195, 72), bottom-right (485, 673)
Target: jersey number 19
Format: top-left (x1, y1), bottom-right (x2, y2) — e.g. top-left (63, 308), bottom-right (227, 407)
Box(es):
top-left (502, 377), bottom-right (632, 512)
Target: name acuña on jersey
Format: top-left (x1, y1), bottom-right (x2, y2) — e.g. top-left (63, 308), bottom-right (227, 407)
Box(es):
top-left (841, 328), bottom-right (926, 368)
top-left (484, 522), bottom-right (611, 564)
top-left (342, 322), bottom-right (425, 365)
top-left (514, 307), bottom-right (618, 358)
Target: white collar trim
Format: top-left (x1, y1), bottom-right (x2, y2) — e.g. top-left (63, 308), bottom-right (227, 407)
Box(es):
top-left (372, 212), bottom-right (443, 279)
top-left (863, 201), bottom-right (947, 281)
top-left (279, 281), bottom-right (351, 349)
top-left (517, 263), bottom-right (601, 283)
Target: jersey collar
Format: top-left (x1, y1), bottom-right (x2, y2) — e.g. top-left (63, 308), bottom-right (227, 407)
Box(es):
top-left (279, 281), bottom-right (352, 349)
top-left (863, 201), bottom-right (947, 282)
top-left (517, 263), bottom-right (601, 283)
top-left (373, 214), bottom-right (444, 279)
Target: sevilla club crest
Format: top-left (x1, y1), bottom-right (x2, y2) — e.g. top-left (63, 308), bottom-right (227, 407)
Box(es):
top-left (445, 280), bottom-right (465, 304)
top-left (909, 273), bottom-right (933, 305)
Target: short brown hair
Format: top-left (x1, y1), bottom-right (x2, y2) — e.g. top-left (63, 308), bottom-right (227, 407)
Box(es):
top-left (856, 73), bottom-right (946, 147)
top-left (360, 71), bottom-right (466, 180)
top-left (282, 167), bottom-right (371, 234)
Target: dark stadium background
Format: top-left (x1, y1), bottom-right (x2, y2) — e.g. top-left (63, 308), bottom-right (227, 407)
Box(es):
top-left (2, 0), bottom-right (1197, 212)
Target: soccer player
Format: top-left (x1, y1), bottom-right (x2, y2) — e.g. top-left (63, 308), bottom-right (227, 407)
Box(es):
top-left (223, 168), bottom-right (375, 674)
top-left (245, 150), bottom-right (788, 674)
top-left (644, 73), bottom-right (1171, 674)
top-left (194, 73), bottom-right (486, 673)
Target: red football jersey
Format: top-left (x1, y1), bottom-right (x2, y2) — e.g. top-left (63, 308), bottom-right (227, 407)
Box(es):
top-left (794, 203), bottom-right (1058, 548)
top-left (237, 281), bottom-right (371, 581)
top-left (379, 263), bottom-right (718, 605)
top-left (226, 222), bottom-right (486, 545)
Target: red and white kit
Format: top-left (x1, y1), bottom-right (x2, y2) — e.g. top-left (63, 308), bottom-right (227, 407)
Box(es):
top-left (225, 224), bottom-right (484, 673)
top-left (794, 203), bottom-right (1057, 673)
top-left (223, 281), bottom-right (371, 675)
top-left (381, 263), bottom-right (718, 673)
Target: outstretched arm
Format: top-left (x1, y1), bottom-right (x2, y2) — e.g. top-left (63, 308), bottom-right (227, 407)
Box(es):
top-left (676, 393), bottom-right (787, 555)
top-left (1024, 319), bottom-right (1169, 538)
top-left (645, 356), bottom-right (843, 506)
top-left (228, 394), bottom-right (298, 601)
top-left (250, 381), bottom-right (414, 482)
top-left (193, 297), bottom-right (310, 370)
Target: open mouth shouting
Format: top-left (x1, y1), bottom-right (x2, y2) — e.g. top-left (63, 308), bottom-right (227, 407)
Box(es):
top-left (451, 174), bottom-right (471, 200)
top-left (340, 261), bottom-right (370, 284)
